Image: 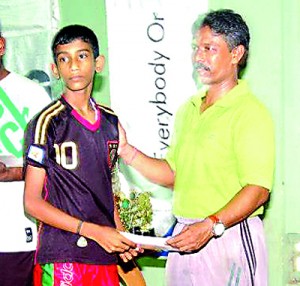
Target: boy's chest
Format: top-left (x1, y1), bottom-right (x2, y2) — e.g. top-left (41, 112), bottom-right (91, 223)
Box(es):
top-left (50, 116), bottom-right (118, 171)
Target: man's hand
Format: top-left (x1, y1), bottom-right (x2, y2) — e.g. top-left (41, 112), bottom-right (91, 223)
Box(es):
top-left (166, 219), bottom-right (214, 252)
top-left (118, 121), bottom-right (129, 156)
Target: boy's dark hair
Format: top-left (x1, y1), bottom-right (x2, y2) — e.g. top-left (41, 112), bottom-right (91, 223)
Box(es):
top-left (193, 9), bottom-right (250, 72)
top-left (51, 24), bottom-right (99, 63)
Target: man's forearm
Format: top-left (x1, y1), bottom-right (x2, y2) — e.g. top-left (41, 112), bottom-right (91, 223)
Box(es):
top-left (120, 144), bottom-right (175, 188)
top-left (214, 184), bottom-right (270, 228)
top-left (0, 167), bottom-right (23, 181)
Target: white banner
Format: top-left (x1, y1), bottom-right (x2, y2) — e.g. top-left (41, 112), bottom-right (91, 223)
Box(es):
top-left (0, 0), bottom-right (60, 99)
top-left (106, 0), bottom-right (208, 236)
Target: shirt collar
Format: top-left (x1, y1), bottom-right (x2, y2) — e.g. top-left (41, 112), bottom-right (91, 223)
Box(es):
top-left (191, 80), bottom-right (251, 109)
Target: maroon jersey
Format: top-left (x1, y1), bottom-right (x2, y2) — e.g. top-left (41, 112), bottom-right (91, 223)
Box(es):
top-left (24, 96), bottom-right (119, 265)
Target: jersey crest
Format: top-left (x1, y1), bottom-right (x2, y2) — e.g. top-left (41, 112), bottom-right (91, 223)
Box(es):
top-left (108, 141), bottom-right (118, 169)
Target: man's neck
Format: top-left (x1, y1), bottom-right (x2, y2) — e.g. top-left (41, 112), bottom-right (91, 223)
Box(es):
top-left (205, 79), bottom-right (238, 105)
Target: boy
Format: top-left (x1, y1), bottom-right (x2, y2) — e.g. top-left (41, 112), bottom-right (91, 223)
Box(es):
top-left (24, 25), bottom-right (137, 286)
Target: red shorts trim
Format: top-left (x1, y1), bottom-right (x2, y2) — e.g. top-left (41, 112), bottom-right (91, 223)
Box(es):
top-left (34, 262), bottom-right (119, 286)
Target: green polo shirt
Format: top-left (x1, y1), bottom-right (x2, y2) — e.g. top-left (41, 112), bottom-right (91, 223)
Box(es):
top-left (166, 80), bottom-right (275, 218)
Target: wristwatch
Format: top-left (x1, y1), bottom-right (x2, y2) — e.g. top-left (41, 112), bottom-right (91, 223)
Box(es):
top-left (207, 215), bottom-right (225, 237)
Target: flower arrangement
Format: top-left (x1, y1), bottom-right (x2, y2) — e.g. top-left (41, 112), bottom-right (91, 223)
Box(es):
top-left (112, 166), bottom-right (154, 235)
top-left (114, 189), bottom-right (154, 234)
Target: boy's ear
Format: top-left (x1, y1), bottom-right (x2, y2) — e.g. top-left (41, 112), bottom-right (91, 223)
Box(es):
top-left (95, 55), bottom-right (105, 73)
top-left (51, 63), bottom-right (60, 79)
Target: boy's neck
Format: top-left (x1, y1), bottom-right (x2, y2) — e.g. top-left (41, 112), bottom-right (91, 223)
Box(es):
top-left (64, 90), bottom-right (91, 110)
top-left (64, 93), bottom-right (97, 123)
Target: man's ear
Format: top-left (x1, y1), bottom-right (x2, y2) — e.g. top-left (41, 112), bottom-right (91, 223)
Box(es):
top-left (231, 45), bottom-right (245, 65)
top-left (95, 55), bottom-right (105, 73)
top-left (51, 63), bottom-right (60, 79)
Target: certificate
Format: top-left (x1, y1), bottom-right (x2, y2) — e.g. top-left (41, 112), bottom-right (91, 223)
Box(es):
top-left (120, 231), bottom-right (179, 251)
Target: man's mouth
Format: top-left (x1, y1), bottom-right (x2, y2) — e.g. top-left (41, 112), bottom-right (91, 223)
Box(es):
top-left (194, 62), bottom-right (210, 72)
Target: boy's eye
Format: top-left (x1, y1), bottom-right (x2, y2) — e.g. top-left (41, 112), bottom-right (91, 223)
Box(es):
top-left (58, 56), bottom-right (69, 63)
top-left (79, 53), bottom-right (88, 59)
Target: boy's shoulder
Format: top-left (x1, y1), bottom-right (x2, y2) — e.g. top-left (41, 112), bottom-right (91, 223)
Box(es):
top-left (96, 103), bottom-right (117, 117)
top-left (29, 99), bottom-right (66, 125)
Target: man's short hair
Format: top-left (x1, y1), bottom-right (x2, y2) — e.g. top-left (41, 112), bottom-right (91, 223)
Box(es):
top-left (193, 9), bottom-right (250, 71)
top-left (200, 9), bottom-right (250, 53)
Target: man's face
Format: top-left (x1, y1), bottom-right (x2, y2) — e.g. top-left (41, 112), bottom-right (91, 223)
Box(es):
top-left (51, 39), bottom-right (103, 93)
top-left (192, 26), bottom-right (237, 86)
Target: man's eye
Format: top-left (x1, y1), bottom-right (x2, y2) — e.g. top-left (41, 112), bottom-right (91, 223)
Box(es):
top-left (206, 46), bottom-right (217, 52)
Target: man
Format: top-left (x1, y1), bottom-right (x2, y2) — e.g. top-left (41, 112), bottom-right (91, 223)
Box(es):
top-left (119, 9), bottom-right (275, 285)
top-left (0, 22), bottom-right (50, 286)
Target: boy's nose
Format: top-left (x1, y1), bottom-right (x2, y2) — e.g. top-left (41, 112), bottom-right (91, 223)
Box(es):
top-left (70, 58), bottom-right (79, 71)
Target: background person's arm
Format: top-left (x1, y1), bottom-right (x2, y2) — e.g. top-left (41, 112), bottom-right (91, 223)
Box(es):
top-left (0, 162), bottom-right (23, 181)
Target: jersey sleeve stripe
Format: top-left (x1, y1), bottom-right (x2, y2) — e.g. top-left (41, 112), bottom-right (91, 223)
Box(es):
top-left (97, 104), bottom-right (117, 116)
top-left (34, 101), bottom-right (65, 144)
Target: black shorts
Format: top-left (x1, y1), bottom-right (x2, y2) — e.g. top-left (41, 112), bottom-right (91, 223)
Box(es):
top-left (0, 251), bottom-right (35, 286)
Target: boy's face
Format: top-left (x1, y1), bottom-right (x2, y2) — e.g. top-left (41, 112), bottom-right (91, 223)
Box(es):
top-left (51, 39), bottom-right (104, 93)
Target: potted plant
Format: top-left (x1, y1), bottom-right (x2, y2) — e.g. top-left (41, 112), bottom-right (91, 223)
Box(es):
top-left (114, 189), bottom-right (154, 236)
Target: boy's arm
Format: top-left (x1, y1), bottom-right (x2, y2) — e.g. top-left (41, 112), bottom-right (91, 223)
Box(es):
top-left (114, 196), bottom-right (125, 232)
top-left (24, 164), bottom-right (136, 254)
top-left (0, 162), bottom-right (23, 181)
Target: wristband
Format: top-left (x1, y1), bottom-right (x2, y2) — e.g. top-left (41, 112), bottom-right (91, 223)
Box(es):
top-left (76, 220), bottom-right (84, 235)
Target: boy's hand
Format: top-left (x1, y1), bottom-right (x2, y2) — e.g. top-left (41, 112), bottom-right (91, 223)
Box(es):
top-left (119, 243), bottom-right (144, 263)
top-left (83, 223), bottom-right (137, 255)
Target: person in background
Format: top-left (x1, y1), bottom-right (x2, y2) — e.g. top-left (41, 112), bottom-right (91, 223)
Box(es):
top-left (23, 24), bottom-right (140, 286)
top-left (0, 21), bottom-right (51, 286)
top-left (118, 9), bottom-right (275, 285)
